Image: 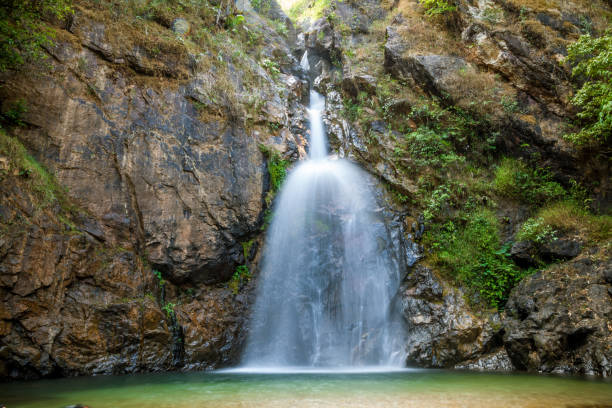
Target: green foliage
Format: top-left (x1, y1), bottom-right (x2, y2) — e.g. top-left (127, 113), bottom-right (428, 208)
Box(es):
top-left (500, 95), bottom-right (521, 114)
top-left (525, 200), bottom-right (612, 243)
top-left (225, 14), bottom-right (245, 32)
top-left (343, 92), bottom-right (367, 123)
top-left (260, 146), bottom-right (289, 193)
top-left (493, 158), bottom-right (566, 204)
top-left (153, 269), bottom-right (166, 287)
top-left (0, 0), bottom-right (73, 71)
top-left (423, 183), bottom-right (452, 220)
top-left (228, 264), bottom-right (250, 294)
top-left (1, 99), bottom-right (28, 126)
top-left (162, 302), bottom-right (176, 318)
top-left (258, 145), bottom-right (289, 230)
top-left (250, 0), bottom-right (272, 13)
top-left (481, 6), bottom-right (503, 24)
top-left (271, 19), bottom-right (289, 37)
top-left (0, 129), bottom-right (65, 206)
top-left (424, 208), bottom-right (530, 309)
top-left (403, 127), bottom-right (464, 169)
top-left (516, 217), bottom-right (557, 244)
top-left (288, 0), bottom-right (332, 22)
top-left (418, 0), bottom-right (456, 16)
top-left (261, 58), bottom-right (280, 80)
top-left (564, 32), bottom-right (612, 147)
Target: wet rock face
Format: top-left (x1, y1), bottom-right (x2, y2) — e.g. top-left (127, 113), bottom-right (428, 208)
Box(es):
top-left (0, 6), bottom-right (303, 379)
top-left (4, 59), bottom-right (266, 285)
top-left (0, 9), bottom-right (313, 285)
top-left (399, 266), bottom-right (506, 369)
top-left (0, 188), bottom-right (171, 378)
top-left (503, 255), bottom-right (612, 377)
top-left (0, 175), bottom-right (256, 379)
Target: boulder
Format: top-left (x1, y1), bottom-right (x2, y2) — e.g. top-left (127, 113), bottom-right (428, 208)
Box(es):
top-left (400, 266), bottom-right (501, 368)
top-left (341, 74), bottom-right (377, 97)
top-left (510, 240), bottom-right (537, 267)
top-left (384, 26), bottom-right (471, 101)
top-left (503, 255), bottom-right (612, 376)
top-left (540, 239), bottom-right (581, 261)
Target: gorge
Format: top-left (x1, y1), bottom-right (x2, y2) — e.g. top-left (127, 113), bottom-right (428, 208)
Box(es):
top-left (0, 0), bottom-right (611, 405)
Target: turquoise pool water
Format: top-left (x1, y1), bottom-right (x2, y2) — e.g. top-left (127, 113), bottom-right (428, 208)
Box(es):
top-left (2, 369), bottom-right (611, 408)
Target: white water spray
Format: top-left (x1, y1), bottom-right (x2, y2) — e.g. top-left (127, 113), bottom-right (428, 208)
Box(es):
top-left (241, 74), bottom-right (406, 370)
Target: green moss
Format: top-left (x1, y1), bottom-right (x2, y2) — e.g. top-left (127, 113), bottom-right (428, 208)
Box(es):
top-left (0, 129), bottom-right (70, 207)
top-left (493, 158), bottom-right (566, 204)
top-left (259, 145), bottom-right (289, 194)
top-left (0, 0), bottom-right (73, 71)
top-left (521, 200), bottom-right (612, 243)
top-left (228, 264), bottom-right (250, 294)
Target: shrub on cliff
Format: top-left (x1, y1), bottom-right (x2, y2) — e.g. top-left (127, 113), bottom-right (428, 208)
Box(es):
top-left (424, 207), bottom-right (528, 309)
top-left (565, 31), bottom-right (612, 148)
top-left (0, 0), bottom-right (72, 71)
top-left (493, 158), bottom-right (566, 204)
top-left (418, 0), bottom-right (456, 16)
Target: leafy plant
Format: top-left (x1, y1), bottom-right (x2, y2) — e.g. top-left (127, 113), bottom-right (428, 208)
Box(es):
top-left (481, 7), bottom-right (503, 24)
top-left (271, 19), bottom-right (289, 37)
top-left (418, 0), bottom-right (456, 16)
top-left (228, 264), bottom-right (250, 294)
top-left (260, 146), bottom-right (289, 193)
top-left (403, 127), bottom-right (463, 170)
top-left (1, 99), bottom-right (28, 126)
top-left (500, 95), bottom-right (521, 114)
top-left (493, 158), bottom-right (566, 204)
top-left (261, 58), bottom-right (280, 80)
top-left (153, 269), bottom-right (166, 287)
top-left (226, 14), bottom-right (245, 32)
top-left (0, 0), bottom-right (73, 71)
top-left (516, 217), bottom-right (557, 244)
top-left (250, 0), bottom-right (271, 13)
top-left (564, 32), bottom-right (612, 147)
top-left (423, 183), bottom-right (452, 220)
top-left (162, 302), bottom-right (176, 318)
top-left (424, 208), bottom-right (530, 309)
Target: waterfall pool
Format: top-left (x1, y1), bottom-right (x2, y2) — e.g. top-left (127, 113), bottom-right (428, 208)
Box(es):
top-left (3, 370), bottom-right (611, 408)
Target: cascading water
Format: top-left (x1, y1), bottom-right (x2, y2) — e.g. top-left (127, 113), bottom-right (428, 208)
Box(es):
top-left (241, 77), bottom-right (406, 370)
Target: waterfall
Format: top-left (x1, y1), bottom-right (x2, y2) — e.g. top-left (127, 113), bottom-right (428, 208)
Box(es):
top-left (307, 90), bottom-right (327, 160)
top-left (240, 74), bottom-right (406, 370)
top-left (300, 50), bottom-right (310, 72)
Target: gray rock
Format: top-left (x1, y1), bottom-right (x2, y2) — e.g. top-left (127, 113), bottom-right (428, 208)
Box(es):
top-left (510, 240), bottom-right (537, 267)
top-left (540, 239), bottom-right (581, 261)
top-left (455, 348), bottom-right (515, 371)
top-left (400, 266), bottom-right (500, 368)
top-left (503, 256), bottom-right (612, 377)
top-left (402, 55), bottom-right (468, 100)
top-left (384, 26), bottom-right (470, 101)
top-left (341, 74), bottom-right (377, 97)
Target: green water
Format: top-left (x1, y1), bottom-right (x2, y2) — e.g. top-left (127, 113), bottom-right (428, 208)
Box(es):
top-left (2, 370), bottom-right (611, 408)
